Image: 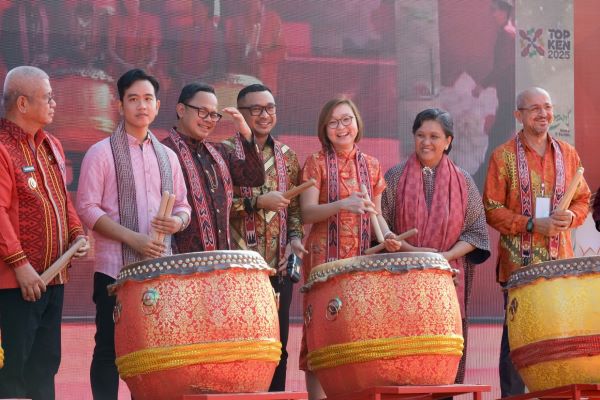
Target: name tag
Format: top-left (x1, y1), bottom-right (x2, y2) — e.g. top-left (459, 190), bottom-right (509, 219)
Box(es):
top-left (535, 197), bottom-right (551, 218)
top-left (22, 166), bottom-right (35, 173)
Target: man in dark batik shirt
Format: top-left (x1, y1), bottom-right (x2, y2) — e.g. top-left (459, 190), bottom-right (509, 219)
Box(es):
top-left (161, 83), bottom-right (264, 253)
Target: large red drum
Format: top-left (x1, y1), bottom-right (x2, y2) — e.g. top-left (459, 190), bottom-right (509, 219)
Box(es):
top-left (50, 68), bottom-right (117, 153)
top-left (111, 250), bottom-right (281, 400)
top-left (303, 252), bottom-right (463, 397)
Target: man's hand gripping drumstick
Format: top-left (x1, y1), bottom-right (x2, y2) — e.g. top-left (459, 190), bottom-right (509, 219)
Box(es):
top-left (151, 191), bottom-right (188, 249)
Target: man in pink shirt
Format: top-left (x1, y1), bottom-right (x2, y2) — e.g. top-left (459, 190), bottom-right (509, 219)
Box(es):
top-left (76, 69), bottom-right (191, 399)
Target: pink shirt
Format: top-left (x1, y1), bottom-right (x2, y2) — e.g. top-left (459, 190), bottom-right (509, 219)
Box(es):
top-left (76, 134), bottom-right (191, 279)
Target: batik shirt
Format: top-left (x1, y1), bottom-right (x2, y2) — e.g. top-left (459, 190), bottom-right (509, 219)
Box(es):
top-left (0, 118), bottom-right (84, 288)
top-left (483, 132), bottom-right (590, 283)
top-left (227, 135), bottom-right (302, 269)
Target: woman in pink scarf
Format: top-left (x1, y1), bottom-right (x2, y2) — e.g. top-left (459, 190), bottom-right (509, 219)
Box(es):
top-left (382, 108), bottom-right (490, 384)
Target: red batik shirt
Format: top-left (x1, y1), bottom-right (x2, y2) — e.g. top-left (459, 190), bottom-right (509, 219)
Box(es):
top-left (0, 118), bottom-right (84, 289)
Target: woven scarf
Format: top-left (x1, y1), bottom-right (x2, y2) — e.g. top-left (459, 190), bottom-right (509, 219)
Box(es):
top-left (326, 146), bottom-right (371, 262)
top-left (110, 121), bottom-right (173, 266)
top-left (394, 154), bottom-right (467, 260)
top-left (516, 134), bottom-right (565, 263)
top-left (394, 154), bottom-right (468, 314)
top-left (235, 133), bottom-right (288, 260)
top-left (166, 128), bottom-right (233, 250)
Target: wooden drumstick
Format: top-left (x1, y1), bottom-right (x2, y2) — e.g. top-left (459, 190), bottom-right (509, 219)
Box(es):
top-left (364, 228), bottom-right (418, 255)
top-left (360, 184), bottom-right (385, 243)
top-left (557, 167), bottom-right (584, 211)
top-left (283, 178), bottom-right (316, 200)
top-left (157, 193), bottom-right (176, 243)
top-left (152, 191), bottom-right (171, 240)
top-left (40, 237), bottom-right (87, 285)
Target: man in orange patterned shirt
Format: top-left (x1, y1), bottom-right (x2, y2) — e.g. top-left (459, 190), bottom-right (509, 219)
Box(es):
top-left (483, 87), bottom-right (590, 396)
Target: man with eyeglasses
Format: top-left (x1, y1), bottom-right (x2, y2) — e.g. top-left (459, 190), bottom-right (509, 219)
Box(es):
top-left (0, 66), bottom-right (90, 399)
top-left (483, 87), bottom-right (590, 397)
top-left (161, 82), bottom-right (264, 254)
top-left (225, 83), bottom-right (306, 392)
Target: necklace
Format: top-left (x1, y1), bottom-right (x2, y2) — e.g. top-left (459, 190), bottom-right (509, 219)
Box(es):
top-left (204, 164), bottom-right (219, 192)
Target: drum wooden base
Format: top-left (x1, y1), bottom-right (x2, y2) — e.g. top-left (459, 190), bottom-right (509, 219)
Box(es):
top-left (325, 384), bottom-right (491, 400)
top-left (181, 392), bottom-right (308, 399)
top-left (501, 384), bottom-right (600, 400)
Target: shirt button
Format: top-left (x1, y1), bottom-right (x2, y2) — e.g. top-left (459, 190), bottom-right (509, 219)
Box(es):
top-left (216, 209), bottom-right (220, 214)
top-left (218, 229), bottom-right (222, 233)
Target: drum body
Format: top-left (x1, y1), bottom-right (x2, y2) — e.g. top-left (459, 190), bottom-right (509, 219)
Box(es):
top-left (111, 250), bottom-right (280, 400)
top-left (51, 68), bottom-right (117, 153)
top-left (507, 256), bottom-right (600, 391)
top-left (303, 252), bottom-right (463, 397)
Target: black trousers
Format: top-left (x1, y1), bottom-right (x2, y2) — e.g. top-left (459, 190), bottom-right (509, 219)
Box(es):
top-left (90, 272), bottom-right (119, 400)
top-left (0, 285), bottom-right (64, 400)
top-left (499, 290), bottom-right (526, 397)
top-left (268, 274), bottom-right (293, 392)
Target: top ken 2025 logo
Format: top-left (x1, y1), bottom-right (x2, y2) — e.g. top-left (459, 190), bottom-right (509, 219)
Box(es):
top-left (519, 28), bottom-right (571, 60)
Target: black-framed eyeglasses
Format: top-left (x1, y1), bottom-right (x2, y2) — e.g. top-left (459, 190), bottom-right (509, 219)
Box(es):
top-left (238, 104), bottom-right (277, 116)
top-left (26, 93), bottom-right (55, 104)
top-left (183, 103), bottom-right (222, 121)
top-left (327, 115), bottom-right (354, 129)
top-left (517, 104), bottom-right (553, 115)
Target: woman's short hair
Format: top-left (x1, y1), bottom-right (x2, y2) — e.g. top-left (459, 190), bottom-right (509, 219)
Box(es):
top-left (412, 108), bottom-right (454, 154)
top-left (317, 97), bottom-right (364, 149)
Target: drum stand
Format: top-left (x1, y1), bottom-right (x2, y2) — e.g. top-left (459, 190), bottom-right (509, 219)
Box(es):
top-left (181, 392), bottom-right (308, 399)
top-left (325, 384), bottom-right (491, 400)
top-left (501, 384), bottom-right (600, 400)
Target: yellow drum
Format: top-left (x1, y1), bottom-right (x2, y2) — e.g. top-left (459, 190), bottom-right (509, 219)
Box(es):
top-left (507, 256), bottom-right (600, 391)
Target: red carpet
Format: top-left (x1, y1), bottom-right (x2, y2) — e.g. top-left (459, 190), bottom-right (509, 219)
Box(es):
top-left (57, 322), bottom-right (502, 399)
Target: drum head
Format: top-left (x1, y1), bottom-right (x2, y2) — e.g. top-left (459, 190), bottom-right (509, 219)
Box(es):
top-left (506, 255), bottom-right (600, 289)
top-left (302, 252), bottom-right (452, 292)
top-left (115, 250), bottom-right (271, 286)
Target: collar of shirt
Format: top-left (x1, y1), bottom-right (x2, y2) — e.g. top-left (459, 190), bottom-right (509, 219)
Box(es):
top-left (125, 130), bottom-right (151, 147)
top-left (332, 144), bottom-right (357, 160)
top-left (1, 118), bottom-right (49, 148)
top-left (173, 128), bottom-right (207, 153)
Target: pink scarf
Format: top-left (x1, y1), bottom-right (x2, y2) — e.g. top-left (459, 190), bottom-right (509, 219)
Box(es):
top-left (395, 154), bottom-right (468, 313)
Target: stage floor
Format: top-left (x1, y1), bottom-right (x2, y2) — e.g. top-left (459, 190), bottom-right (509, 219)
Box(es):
top-left (56, 322), bottom-right (502, 399)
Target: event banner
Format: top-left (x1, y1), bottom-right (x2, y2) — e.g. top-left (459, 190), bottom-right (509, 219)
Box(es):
top-left (516, 0), bottom-right (574, 143)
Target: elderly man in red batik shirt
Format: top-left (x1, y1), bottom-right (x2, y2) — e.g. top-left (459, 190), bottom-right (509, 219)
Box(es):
top-left (0, 66), bottom-right (89, 399)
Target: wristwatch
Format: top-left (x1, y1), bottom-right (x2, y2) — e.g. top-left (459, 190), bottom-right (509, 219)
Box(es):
top-left (243, 197), bottom-right (255, 213)
top-left (526, 217), bottom-right (534, 233)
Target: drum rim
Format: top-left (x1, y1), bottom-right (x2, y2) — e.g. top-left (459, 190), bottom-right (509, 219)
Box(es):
top-left (302, 252), bottom-right (452, 292)
top-left (505, 255), bottom-right (600, 289)
top-left (113, 250), bottom-right (272, 286)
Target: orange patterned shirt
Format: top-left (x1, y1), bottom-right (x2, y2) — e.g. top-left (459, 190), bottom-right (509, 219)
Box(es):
top-left (301, 147), bottom-right (385, 276)
top-left (483, 132), bottom-right (590, 283)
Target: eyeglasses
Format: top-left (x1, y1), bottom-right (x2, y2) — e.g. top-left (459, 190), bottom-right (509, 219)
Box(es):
top-left (238, 104), bottom-right (277, 116)
top-left (327, 115), bottom-right (354, 129)
top-left (184, 103), bottom-right (222, 121)
top-left (518, 104), bottom-right (553, 115)
top-left (26, 93), bottom-right (55, 104)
